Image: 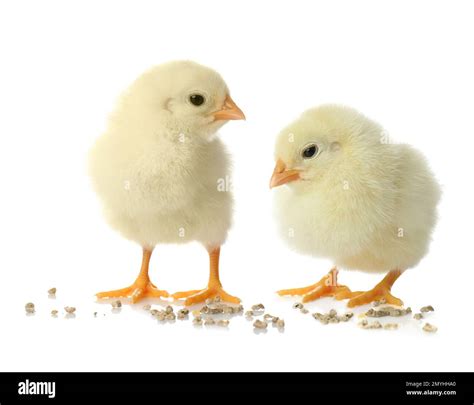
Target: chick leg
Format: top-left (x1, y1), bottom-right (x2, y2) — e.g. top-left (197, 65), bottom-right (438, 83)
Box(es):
top-left (277, 268), bottom-right (357, 303)
top-left (347, 270), bottom-right (403, 308)
top-left (172, 247), bottom-right (240, 306)
top-left (96, 248), bottom-right (169, 303)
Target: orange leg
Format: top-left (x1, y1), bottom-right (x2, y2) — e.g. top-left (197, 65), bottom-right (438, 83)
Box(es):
top-left (96, 248), bottom-right (169, 303)
top-left (347, 270), bottom-right (403, 308)
top-left (172, 247), bottom-right (240, 306)
top-left (277, 268), bottom-right (357, 303)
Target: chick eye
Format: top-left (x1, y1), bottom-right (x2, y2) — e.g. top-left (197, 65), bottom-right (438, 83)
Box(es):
top-left (302, 144), bottom-right (319, 159)
top-left (189, 94), bottom-right (205, 106)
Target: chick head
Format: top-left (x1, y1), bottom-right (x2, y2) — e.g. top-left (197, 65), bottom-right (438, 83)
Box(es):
top-left (125, 60), bottom-right (245, 140)
top-left (270, 104), bottom-right (383, 192)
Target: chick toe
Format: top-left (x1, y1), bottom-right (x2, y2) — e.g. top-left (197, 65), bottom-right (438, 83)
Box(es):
top-left (347, 270), bottom-right (403, 308)
top-left (278, 268), bottom-right (357, 303)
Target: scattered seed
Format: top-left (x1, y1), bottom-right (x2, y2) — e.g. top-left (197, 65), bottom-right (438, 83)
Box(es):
top-left (143, 304), bottom-right (151, 311)
top-left (93, 312), bottom-right (98, 317)
top-left (339, 313), bottom-right (354, 322)
top-left (423, 323), bottom-right (438, 333)
top-left (150, 309), bottom-right (159, 316)
top-left (200, 305), bottom-right (210, 314)
top-left (328, 309), bottom-right (337, 318)
top-left (276, 319), bottom-right (285, 329)
top-left (359, 320), bottom-right (382, 329)
top-left (420, 305), bottom-right (434, 313)
top-left (165, 313), bottom-right (176, 321)
top-left (193, 317), bottom-right (203, 325)
top-left (204, 318), bottom-right (215, 326)
top-left (64, 306), bottom-right (76, 314)
top-left (414, 313), bottom-right (424, 320)
top-left (253, 319), bottom-right (268, 329)
top-left (192, 310), bottom-right (201, 317)
top-left (223, 306), bottom-right (234, 314)
top-left (51, 310), bottom-right (58, 317)
top-left (300, 308), bottom-right (309, 314)
top-left (111, 300), bottom-right (122, 309)
top-left (217, 319), bottom-right (229, 327)
top-left (194, 314), bottom-right (202, 322)
top-left (245, 310), bottom-right (254, 319)
top-left (366, 306), bottom-right (412, 318)
top-left (251, 304), bottom-right (265, 314)
top-left (25, 303), bottom-right (35, 314)
top-left (384, 323), bottom-right (399, 330)
top-left (293, 303), bottom-right (304, 310)
top-left (48, 288), bottom-right (57, 296)
top-left (214, 296), bottom-right (222, 303)
top-left (177, 309), bottom-right (189, 320)
top-left (165, 305), bottom-right (174, 314)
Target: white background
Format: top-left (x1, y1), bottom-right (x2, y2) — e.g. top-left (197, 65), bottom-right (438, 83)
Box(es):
top-left (0, 0), bottom-right (473, 372)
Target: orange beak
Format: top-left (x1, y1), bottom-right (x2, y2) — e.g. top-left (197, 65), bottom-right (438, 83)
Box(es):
top-left (212, 95), bottom-right (246, 121)
top-left (270, 159), bottom-right (301, 188)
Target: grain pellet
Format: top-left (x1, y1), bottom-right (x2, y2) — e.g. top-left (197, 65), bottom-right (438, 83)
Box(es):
top-left (253, 319), bottom-right (268, 329)
top-left (25, 303), bottom-right (35, 314)
top-left (112, 300), bottom-right (122, 309)
top-left (251, 304), bottom-right (265, 314)
top-left (423, 323), bottom-right (438, 333)
top-left (165, 313), bottom-right (176, 321)
top-left (276, 319), bottom-right (285, 329)
top-left (64, 306), bottom-right (76, 314)
top-left (420, 305), bottom-right (434, 313)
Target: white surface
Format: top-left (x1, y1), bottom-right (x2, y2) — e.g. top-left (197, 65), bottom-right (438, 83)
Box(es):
top-left (0, 0), bottom-right (473, 372)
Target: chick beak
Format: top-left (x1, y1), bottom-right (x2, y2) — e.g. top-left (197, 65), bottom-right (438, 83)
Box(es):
top-left (270, 159), bottom-right (301, 189)
top-left (212, 95), bottom-right (246, 121)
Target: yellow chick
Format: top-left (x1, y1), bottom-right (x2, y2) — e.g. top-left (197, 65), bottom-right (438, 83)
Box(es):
top-left (271, 105), bottom-right (441, 307)
top-left (89, 61), bottom-right (245, 305)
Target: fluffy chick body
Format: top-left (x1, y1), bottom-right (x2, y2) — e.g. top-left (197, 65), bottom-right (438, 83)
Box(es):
top-left (89, 62), bottom-right (232, 249)
top-left (274, 105), bottom-right (441, 273)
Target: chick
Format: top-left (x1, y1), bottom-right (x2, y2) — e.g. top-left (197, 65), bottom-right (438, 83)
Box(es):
top-left (271, 105), bottom-right (441, 307)
top-left (89, 61), bottom-right (245, 305)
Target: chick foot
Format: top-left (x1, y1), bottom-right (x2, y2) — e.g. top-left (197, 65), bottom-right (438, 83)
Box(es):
top-left (347, 269), bottom-right (403, 308)
top-left (96, 248), bottom-right (169, 304)
top-left (173, 285), bottom-right (240, 306)
top-left (277, 268), bottom-right (356, 303)
top-left (96, 281), bottom-right (169, 303)
top-left (172, 246), bottom-right (240, 306)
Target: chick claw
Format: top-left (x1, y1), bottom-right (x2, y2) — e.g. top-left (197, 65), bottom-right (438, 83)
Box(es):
top-left (96, 281), bottom-right (169, 304)
top-left (172, 285), bottom-right (240, 306)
